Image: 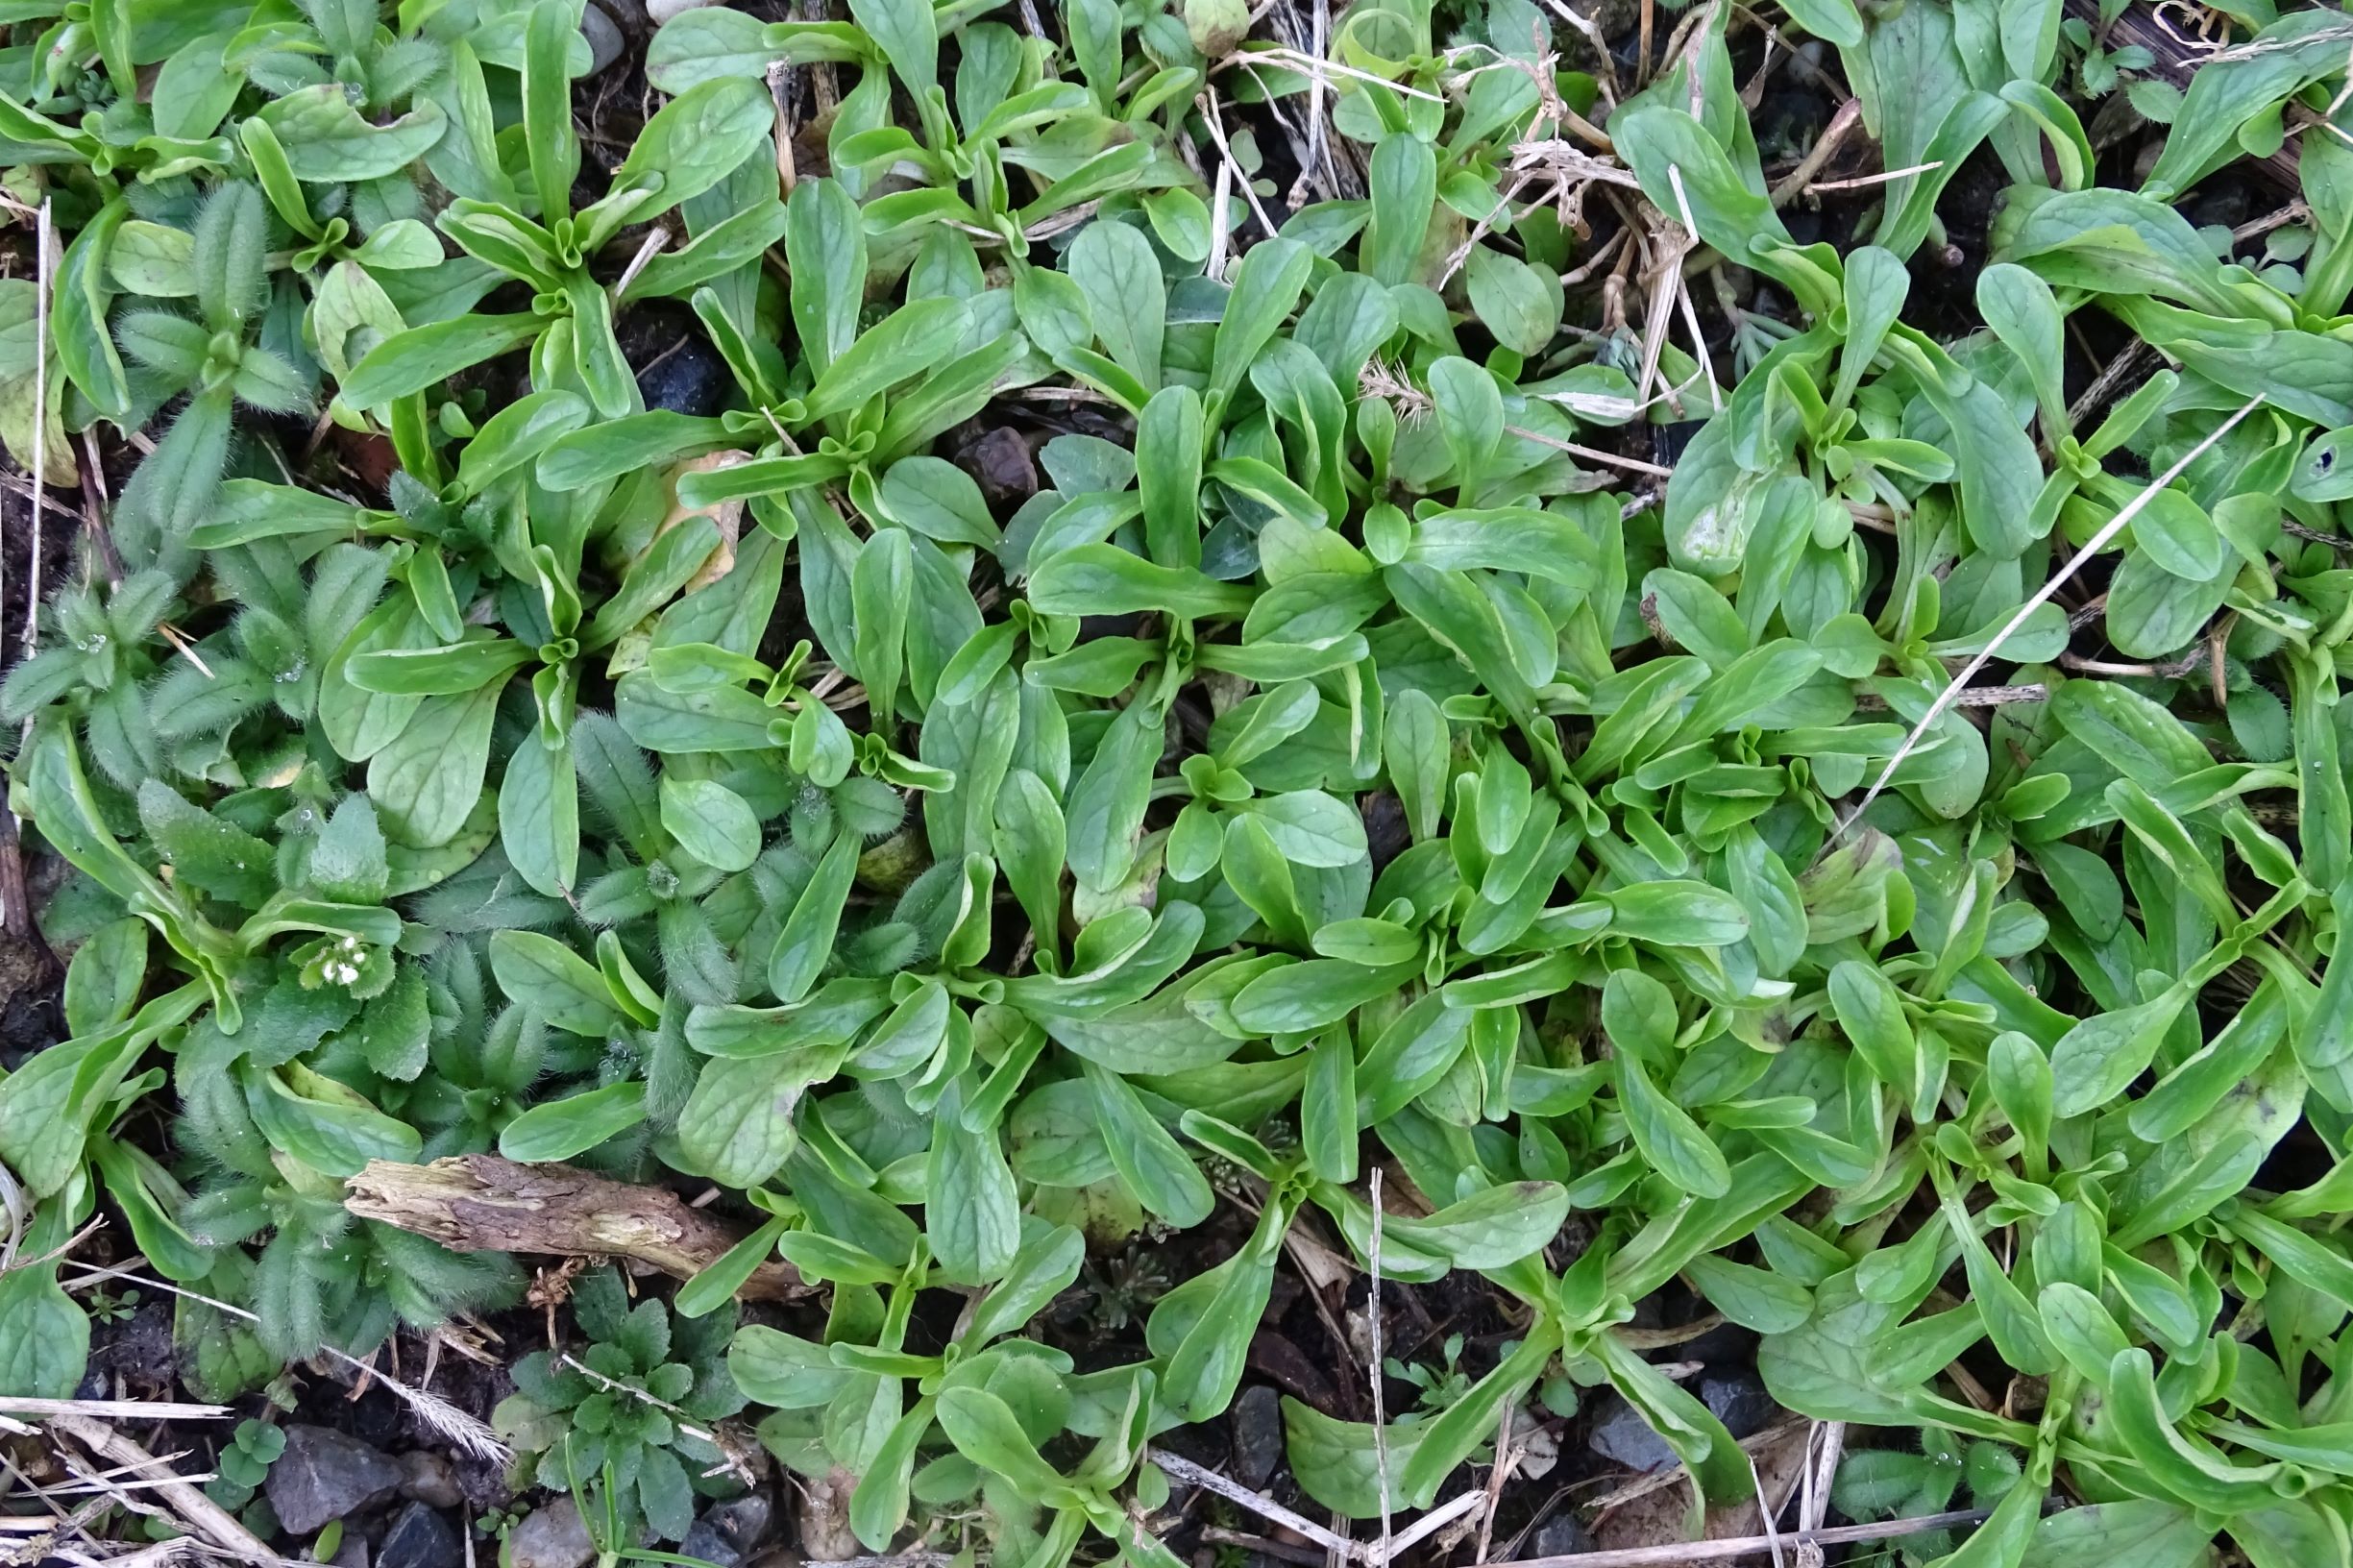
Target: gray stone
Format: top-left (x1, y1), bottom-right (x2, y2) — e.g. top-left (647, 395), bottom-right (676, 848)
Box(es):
top-left (265, 1426), bottom-right (404, 1535)
top-left (634, 327), bottom-right (732, 418)
top-left (509, 1497), bottom-right (597, 1568)
top-left (956, 427), bottom-right (1038, 507)
top-left (396, 1450), bottom-right (463, 1511)
top-left (647, 0), bottom-right (716, 23)
top-left (378, 1502), bottom-right (461, 1568)
top-left (1586, 1395), bottom-right (1679, 1473)
top-left (678, 1494), bottom-right (774, 1567)
top-left (1678, 1317), bottom-right (1758, 1368)
top-left (579, 4), bottom-right (624, 75)
top-left (1530, 1516), bottom-right (1595, 1557)
top-left (1230, 1385), bottom-right (1283, 1489)
top-left (328, 1535), bottom-right (370, 1568)
top-left (1700, 1369), bottom-right (1778, 1441)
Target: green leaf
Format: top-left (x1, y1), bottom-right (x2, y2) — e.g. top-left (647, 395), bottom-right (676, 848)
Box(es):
top-left (1616, 1049), bottom-right (1730, 1198)
top-left (137, 781), bottom-right (276, 906)
top-left (2018, 1503), bottom-right (2224, 1568)
top-left (1234, 791), bottom-right (1367, 868)
top-left (803, 296), bottom-right (971, 423)
top-left (2107, 1346), bottom-right (2283, 1513)
top-left (523, 0), bottom-right (581, 222)
top-left (1384, 1181), bottom-right (1569, 1269)
top-left (490, 930), bottom-right (624, 1037)
top-left (1683, 1254), bottom-right (1814, 1333)
top-left (498, 1081), bottom-right (650, 1164)
top-left (1068, 220), bottom-right (1164, 392)
top-left (1463, 245), bottom-right (1561, 356)
top-left (1086, 1062), bottom-right (1213, 1227)
top-left (1139, 384), bottom-right (1205, 568)
top-left (1063, 700), bottom-right (1161, 894)
top-left (660, 775), bottom-right (763, 873)
top-left (938, 1386), bottom-right (1072, 1507)
top-left (500, 733), bottom-right (579, 898)
top-left (598, 76), bottom-right (775, 231)
top-left (927, 1077), bottom-right (1022, 1284)
top-left (63, 919), bottom-right (146, 1037)
top-left (1211, 238), bottom-right (1313, 407)
top-left (1826, 960), bottom-right (1921, 1100)
top-left (1361, 132), bottom-right (1435, 287)
top-left (0, 1218), bottom-right (90, 1396)
top-left (877, 456), bottom-right (1000, 548)
top-left (1601, 881), bottom-right (1750, 946)
top-left (1976, 262), bottom-right (2067, 437)
top-left (771, 830), bottom-right (860, 1003)
top-left (366, 679), bottom-right (504, 848)
top-left (787, 178), bottom-right (868, 375)
top-left (2050, 987), bottom-right (2189, 1117)
top-left (1029, 544), bottom-right (1255, 620)
top-left (252, 86), bottom-right (449, 183)
top-left (1398, 1323), bottom-right (1560, 1506)
top-left (678, 1056), bottom-right (813, 1188)
top-left (1282, 1398), bottom-right (1431, 1518)
top-left (848, 0), bottom-right (939, 96)
top-left (342, 313), bottom-right (543, 408)
top-left (1779, 0), bottom-right (1863, 45)
top-left (245, 1063), bottom-right (423, 1176)
top-left (0, 986), bottom-right (206, 1197)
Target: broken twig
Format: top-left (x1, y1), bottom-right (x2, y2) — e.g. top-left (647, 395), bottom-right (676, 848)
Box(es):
top-left (344, 1154), bottom-right (806, 1301)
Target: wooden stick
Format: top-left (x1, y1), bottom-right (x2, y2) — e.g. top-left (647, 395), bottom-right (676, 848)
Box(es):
top-left (80, 1539), bottom-right (197, 1567)
top-left (1379, 1487), bottom-right (1486, 1561)
top-left (345, 1154), bottom-right (805, 1301)
top-left (22, 197), bottom-right (50, 664)
top-left (1854, 684), bottom-right (2047, 709)
top-left (1148, 1449), bottom-right (1360, 1559)
top-left (1805, 159), bottom-right (1944, 194)
top-left (1768, 98), bottom-right (1861, 207)
top-left (1480, 1505), bottom-right (1998, 1567)
top-left (1202, 1527), bottom-right (1326, 1567)
top-left (0, 1398), bottom-right (231, 1420)
top-left (1473, 1402), bottom-right (1514, 1563)
top-left (1368, 1167), bottom-right (1392, 1564)
top-left (48, 1415), bottom-right (296, 1567)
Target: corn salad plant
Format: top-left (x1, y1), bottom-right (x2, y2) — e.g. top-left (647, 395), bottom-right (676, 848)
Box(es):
top-left (3, 0), bottom-right (2353, 1562)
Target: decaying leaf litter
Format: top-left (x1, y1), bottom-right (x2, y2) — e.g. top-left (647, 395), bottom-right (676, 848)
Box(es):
top-left (4, 0), bottom-right (2353, 1562)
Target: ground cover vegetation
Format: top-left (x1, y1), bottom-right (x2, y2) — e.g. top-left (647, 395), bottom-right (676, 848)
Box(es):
top-left (1, 0), bottom-right (2352, 1560)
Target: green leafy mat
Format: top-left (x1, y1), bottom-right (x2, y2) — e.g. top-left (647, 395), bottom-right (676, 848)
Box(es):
top-left (1, 0), bottom-right (2351, 1562)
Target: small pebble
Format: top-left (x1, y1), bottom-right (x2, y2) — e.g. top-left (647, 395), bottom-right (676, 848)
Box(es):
top-left (1700, 1368), bottom-right (1780, 1441)
top-left (508, 1497), bottom-right (598, 1568)
top-left (957, 426), bottom-right (1040, 507)
top-left (377, 1501), bottom-right (461, 1568)
top-left (1531, 1515), bottom-right (1596, 1557)
top-left (579, 5), bottom-right (624, 75)
top-left (264, 1426), bottom-right (404, 1536)
top-left (396, 1450), bottom-right (463, 1511)
top-left (1229, 1384), bottom-right (1284, 1489)
top-left (1586, 1394), bottom-right (1679, 1473)
top-left (678, 1494), bottom-right (774, 1567)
